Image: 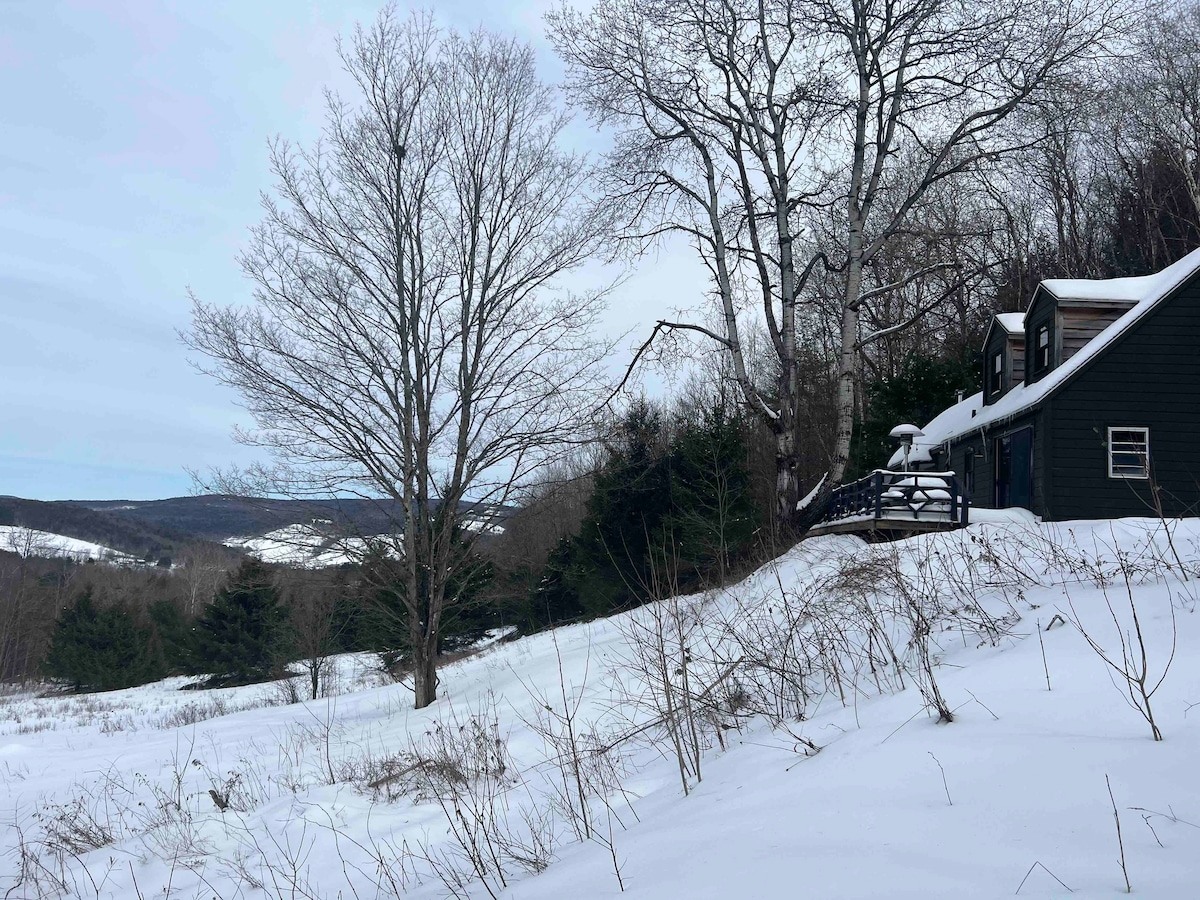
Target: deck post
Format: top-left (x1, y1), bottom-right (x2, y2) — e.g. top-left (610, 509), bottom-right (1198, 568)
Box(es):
top-left (873, 471), bottom-right (883, 519)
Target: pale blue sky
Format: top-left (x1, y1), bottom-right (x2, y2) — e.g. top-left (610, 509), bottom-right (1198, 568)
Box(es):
top-left (0, 1), bottom-right (704, 501)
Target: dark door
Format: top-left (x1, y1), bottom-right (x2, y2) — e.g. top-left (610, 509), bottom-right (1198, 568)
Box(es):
top-left (995, 427), bottom-right (1033, 509)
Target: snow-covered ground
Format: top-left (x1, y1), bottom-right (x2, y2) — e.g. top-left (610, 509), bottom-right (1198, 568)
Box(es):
top-left (0, 525), bottom-right (137, 565)
top-left (3, 514), bottom-right (1199, 898)
top-left (225, 523), bottom-right (374, 568)
top-left (229, 513), bottom-right (505, 568)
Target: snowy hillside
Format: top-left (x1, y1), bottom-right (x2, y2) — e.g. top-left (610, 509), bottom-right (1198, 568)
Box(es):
top-left (0, 525), bottom-right (138, 565)
top-left (3, 514), bottom-right (1199, 898)
top-left (224, 523), bottom-right (372, 568)
top-left (228, 513), bottom-right (504, 568)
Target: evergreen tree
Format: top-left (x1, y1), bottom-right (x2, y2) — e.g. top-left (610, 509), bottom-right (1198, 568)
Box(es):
top-left (574, 400), bottom-right (673, 614)
top-left (526, 397), bottom-right (767, 626)
top-left (527, 535), bottom-right (589, 628)
top-left (191, 559), bottom-right (291, 686)
top-left (848, 352), bottom-right (979, 478)
top-left (668, 405), bottom-right (758, 581)
top-left (43, 590), bottom-right (162, 692)
top-left (147, 599), bottom-right (195, 675)
top-left (355, 524), bottom-right (495, 671)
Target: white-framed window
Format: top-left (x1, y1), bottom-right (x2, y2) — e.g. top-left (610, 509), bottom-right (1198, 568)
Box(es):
top-left (1034, 324), bottom-right (1050, 372)
top-left (989, 350), bottom-right (1003, 395)
top-left (1107, 427), bottom-right (1150, 480)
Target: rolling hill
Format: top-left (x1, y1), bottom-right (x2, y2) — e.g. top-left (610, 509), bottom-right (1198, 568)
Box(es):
top-left (0, 495), bottom-right (508, 564)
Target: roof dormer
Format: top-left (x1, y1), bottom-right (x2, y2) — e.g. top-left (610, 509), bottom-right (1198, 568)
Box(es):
top-left (981, 312), bottom-right (1025, 405)
top-left (1024, 283), bottom-right (1137, 383)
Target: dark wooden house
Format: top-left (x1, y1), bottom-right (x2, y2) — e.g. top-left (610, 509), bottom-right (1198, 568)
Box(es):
top-left (891, 249), bottom-right (1200, 520)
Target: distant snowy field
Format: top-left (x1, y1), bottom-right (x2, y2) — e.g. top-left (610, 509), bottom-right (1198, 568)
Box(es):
top-left (0, 525), bottom-right (135, 564)
top-left (226, 513), bottom-right (506, 569)
top-left (224, 523), bottom-right (372, 568)
top-left (3, 515), bottom-right (1199, 898)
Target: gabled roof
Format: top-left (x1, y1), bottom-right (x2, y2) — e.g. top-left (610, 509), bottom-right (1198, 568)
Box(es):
top-left (993, 312), bottom-right (1025, 335)
top-left (888, 247), bottom-right (1200, 467)
top-left (981, 311), bottom-right (1026, 351)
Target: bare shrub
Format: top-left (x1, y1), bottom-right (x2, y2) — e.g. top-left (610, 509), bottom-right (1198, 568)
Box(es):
top-left (155, 697), bottom-right (233, 729)
top-left (610, 581), bottom-right (727, 796)
top-left (1065, 541), bottom-right (1177, 741)
top-left (404, 695), bottom-right (555, 898)
top-left (513, 627), bottom-right (638, 879)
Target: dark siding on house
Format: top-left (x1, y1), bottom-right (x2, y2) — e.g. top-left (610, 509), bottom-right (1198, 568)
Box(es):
top-left (1047, 276), bottom-right (1200, 520)
top-left (944, 409), bottom-right (1046, 515)
top-left (1010, 338), bottom-right (1025, 385)
top-left (982, 321), bottom-right (1025, 403)
top-left (1059, 304), bottom-right (1132, 362)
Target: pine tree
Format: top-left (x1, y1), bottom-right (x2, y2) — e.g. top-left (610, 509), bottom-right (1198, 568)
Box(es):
top-left (668, 406), bottom-right (758, 582)
top-left (147, 599), bottom-right (195, 675)
top-left (191, 559), bottom-right (291, 686)
top-left (574, 400), bottom-right (673, 613)
top-left (43, 590), bottom-right (162, 692)
top-left (528, 535), bottom-right (589, 628)
top-left (848, 352), bottom-right (979, 478)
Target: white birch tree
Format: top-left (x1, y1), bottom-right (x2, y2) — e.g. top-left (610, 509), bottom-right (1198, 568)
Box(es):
top-left (550, 0), bottom-right (1125, 528)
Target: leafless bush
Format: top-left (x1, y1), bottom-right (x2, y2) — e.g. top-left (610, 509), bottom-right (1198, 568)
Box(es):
top-left (31, 794), bottom-right (116, 858)
top-left (156, 697), bottom-right (232, 729)
top-left (1065, 541), bottom-right (1177, 742)
top-left (708, 532), bottom-right (1029, 737)
top-left (272, 676), bottom-right (305, 706)
top-left (514, 626), bottom-right (637, 891)
top-left (610, 580), bottom-right (727, 796)
top-left (404, 695), bottom-right (555, 899)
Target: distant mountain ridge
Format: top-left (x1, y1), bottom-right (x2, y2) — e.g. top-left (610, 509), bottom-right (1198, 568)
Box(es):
top-left (0, 495), bottom-right (508, 562)
top-left (78, 495), bottom-right (413, 542)
top-left (0, 496), bottom-right (191, 560)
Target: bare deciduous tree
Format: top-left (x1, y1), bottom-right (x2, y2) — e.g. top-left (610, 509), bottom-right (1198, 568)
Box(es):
top-left (550, 0), bottom-right (1124, 528)
top-left (188, 9), bottom-right (611, 708)
top-left (1117, 3), bottom-right (1200, 223)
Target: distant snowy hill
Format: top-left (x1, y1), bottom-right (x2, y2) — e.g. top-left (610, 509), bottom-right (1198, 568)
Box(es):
top-left (226, 511), bottom-right (505, 568)
top-left (81, 495), bottom-right (509, 543)
top-left (0, 524), bottom-right (139, 565)
top-left (0, 494), bottom-right (508, 568)
top-left (5, 513), bottom-right (1197, 898)
top-left (224, 523), bottom-right (374, 569)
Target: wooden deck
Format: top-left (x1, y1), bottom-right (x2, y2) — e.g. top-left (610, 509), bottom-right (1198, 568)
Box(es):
top-left (806, 470), bottom-right (969, 539)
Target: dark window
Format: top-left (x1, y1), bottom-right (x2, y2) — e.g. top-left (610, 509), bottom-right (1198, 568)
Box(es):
top-left (1034, 324), bottom-right (1050, 372)
top-left (989, 350), bottom-right (1004, 395)
top-left (1108, 427), bottom-right (1149, 479)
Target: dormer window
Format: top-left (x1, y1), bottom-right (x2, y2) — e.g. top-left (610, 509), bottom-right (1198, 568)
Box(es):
top-left (989, 350), bottom-right (1004, 396)
top-left (1034, 324), bottom-right (1050, 373)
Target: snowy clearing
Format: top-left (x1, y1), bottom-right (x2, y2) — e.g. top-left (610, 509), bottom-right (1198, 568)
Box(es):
top-left (224, 524), bottom-right (373, 569)
top-left (3, 514), bottom-right (1199, 898)
top-left (0, 526), bottom-right (137, 566)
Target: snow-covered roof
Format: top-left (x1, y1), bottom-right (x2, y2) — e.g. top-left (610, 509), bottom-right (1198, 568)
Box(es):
top-left (888, 247), bottom-right (1200, 468)
top-left (993, 312), bottom-right (1025, 335)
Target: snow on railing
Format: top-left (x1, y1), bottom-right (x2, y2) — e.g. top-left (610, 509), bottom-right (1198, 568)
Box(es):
top-left (818, 470), bottom-right (969, 527)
